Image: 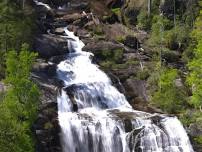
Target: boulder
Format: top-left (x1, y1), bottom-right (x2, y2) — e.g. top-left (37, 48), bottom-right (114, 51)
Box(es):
top-left (83, 40), bottom-right (123, 53)
top-left (33, 34), bottom-right (69, 58)
top-left (53, 27), bottom-right (65, 35)
top-left (162, 50), bottom-right (180, 63)
top-left (103, 24), bottom-right (133, 41)
top-left (105, 0), bottom-right (124, 8)
top-left (49, 55), bottom-right (67, 64)
top-left (32, 59), bottom-right (57, 77)
top-left (124, 79), bottom-right (148, 103)
top-left (34, 102), bottom-right (62, 152)
top-left (56, 13), bottom-right (82, 23)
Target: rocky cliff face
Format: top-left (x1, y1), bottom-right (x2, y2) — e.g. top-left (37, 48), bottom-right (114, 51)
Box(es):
top-left (31, 0), bottom-right (201, 151)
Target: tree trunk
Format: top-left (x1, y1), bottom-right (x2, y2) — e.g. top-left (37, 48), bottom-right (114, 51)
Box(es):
top-left (148, 0), bottom-right (152, 16)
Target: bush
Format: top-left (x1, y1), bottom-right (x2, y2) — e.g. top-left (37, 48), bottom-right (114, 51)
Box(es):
top-left (0, 44), bottom-right (39, 152)
top-left (148, 15), bottom-right (173, 46)
top-left (113, 49), bottom-right (124, 63)
top-left (92, 25), bottom-right (104, 35)
top-left (164, 25), bottom-right (190, 50)
top-left (111, 8), bottom-right (121, 16)
top-left (116, 36), bottom-right (126, 43)
top-left (152, 68), bottom-right (187, 113)
top-left (137, 9), bottom-right (152, 30)
top-left (162, 48), bottom-right (180, 62)
top-left (136, 68), bottom-right (150, 80)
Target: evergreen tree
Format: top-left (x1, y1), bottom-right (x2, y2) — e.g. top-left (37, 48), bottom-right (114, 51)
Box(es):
top-left (0, 0), bottom-right (35, 79)
top-left (152, 68), bottom-right (187, 113)
top-left (0, 44), bottom-right (39, 152)
top-left (187, 4), bottom-right (202, 110)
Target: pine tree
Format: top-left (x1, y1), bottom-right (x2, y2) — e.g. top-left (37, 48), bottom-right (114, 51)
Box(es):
top-left (0, 0), bottom-right (35, 79)
top-left (187, 3), bottom-right (202, 110)
top-left (0, 44), bottom-right (39, 152)
top-left (152, 68), bottom-right (187, 113)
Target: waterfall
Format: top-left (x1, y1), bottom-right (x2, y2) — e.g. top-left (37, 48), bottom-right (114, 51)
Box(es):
top-left (57, 29), bottom-right (194, 152)
top-left (33, 1), bottom-right (194, 151)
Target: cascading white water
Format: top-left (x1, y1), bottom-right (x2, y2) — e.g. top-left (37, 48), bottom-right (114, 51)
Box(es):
top-left (32, 1), bottom-right (194, 151)
top-left (56, 28), bottom-right (194, 152)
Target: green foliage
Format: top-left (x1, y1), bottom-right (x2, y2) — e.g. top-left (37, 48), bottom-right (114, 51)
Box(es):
top-left (116, 36), bottom-right (125, 43)
top-left (180, 110), bottom-right (202, 126)
top-left (92, 25), bottom-right (104, 35)
top-left (44, 122), bottom-right (54, 130)
top-left (148, 15), bottom-right (173, 46)
top-left (113, 49), bottom-right (124, 63)
top-left (137, 9), bottom-right (152, 30)
top-left (0, 44), bottom-right (39, 152)
top-left (136, 68), bottom-right (150, 80)
top-left (161, 48), bottom-right (180, 62)
top-left (187, 9), bottom-right (202, 109)
top-left (0, 100), bottom-right (34, 152)
top-left (194, 136), bottom-right (202, 144)
top-left (163, 25), bottom-right (190, 50)
top-left (97, 49), bottom-right (124, 64)
top-left (111, 8), bottom-right (121, 15)
top-left (0, 0), bottom-right (36, 80)
top-left (152, 68), bottom-right (187, 113)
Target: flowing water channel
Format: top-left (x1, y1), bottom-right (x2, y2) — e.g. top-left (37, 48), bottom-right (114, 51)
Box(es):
top-left (34, 1), bottom-right (194, 151)
top-left (56, 29), bottom-right (194, 152)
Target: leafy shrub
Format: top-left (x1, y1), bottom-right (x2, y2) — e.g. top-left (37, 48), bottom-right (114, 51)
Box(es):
top-left (136, 68), bottom-right (150, 80)
top-left (152, 68), bottom-right (187, 113)
top-left (113, 49), bottom-right (124, 63)
top-left (93, 25), bottom-right (104, 35)
top-left (137, 9), bottom-right (152, 30)
top-left (0, 44), bottom-right (39, 152)
top-left (111, 8), bottom-right (121, 16)
top-left (116, 36), bottom-right (126, 43)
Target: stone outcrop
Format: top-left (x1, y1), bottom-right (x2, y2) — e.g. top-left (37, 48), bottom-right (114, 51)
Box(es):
top-left (33, 34), bottom-right (69, 58)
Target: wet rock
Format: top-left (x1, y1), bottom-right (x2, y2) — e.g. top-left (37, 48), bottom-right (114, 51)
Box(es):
top-left (53, 27), bottom-right (65, 34)
top-left (34, 0), bottom-right (55, 19)
top-left (49, 55), bottom-right (67, 64)
top-left (108, 72), bottom-right (126, 94)
top-left (32, 59), bottom-right (57, 77)
top-left (33, 34), bottom-right (69, 58)
top-left (34, 103), bottom-right (62, 152)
